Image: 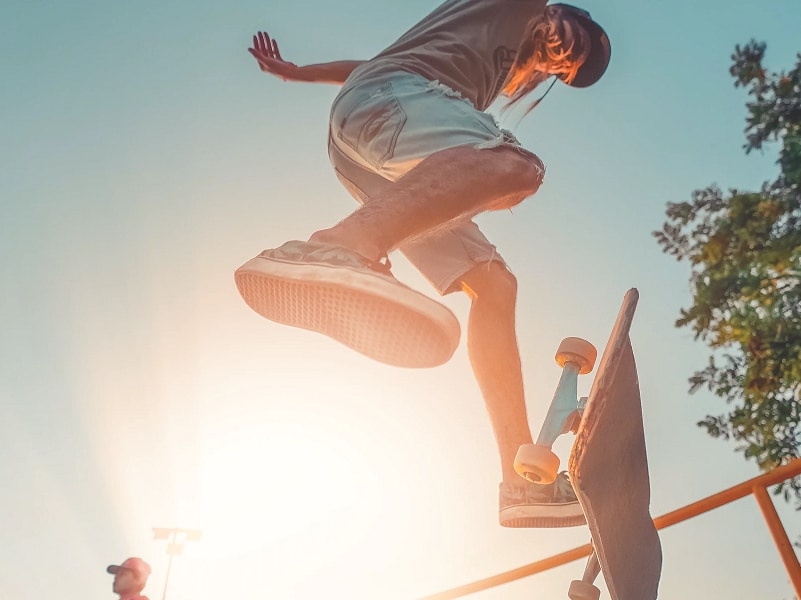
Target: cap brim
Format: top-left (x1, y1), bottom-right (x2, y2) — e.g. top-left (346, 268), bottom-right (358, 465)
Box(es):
top-left (567, 15), bottom-right (611, 88)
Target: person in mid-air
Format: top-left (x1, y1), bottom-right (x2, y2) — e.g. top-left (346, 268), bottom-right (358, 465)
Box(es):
top-left (235, 0), bottom-right (611, 528)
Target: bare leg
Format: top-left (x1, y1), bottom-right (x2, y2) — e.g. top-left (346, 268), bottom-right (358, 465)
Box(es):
top-left (460, 261), bottom-right (532, 485)
top-left (311, 145), bottom-right (543, 261)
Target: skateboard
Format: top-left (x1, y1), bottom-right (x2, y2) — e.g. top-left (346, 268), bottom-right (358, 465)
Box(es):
top-left (514, 289), bottom-right (662, 599)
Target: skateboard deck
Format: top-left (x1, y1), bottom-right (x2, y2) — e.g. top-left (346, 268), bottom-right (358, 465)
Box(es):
top-left (568, 289), bottom-right (662, 599)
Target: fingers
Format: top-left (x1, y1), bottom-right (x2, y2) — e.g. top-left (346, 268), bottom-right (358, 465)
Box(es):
top-left (250, 31), bottom-right (280, 59)
top-left (248, 47), bottom-right (266, 65)
top-left (249, 32), bottom-right (264, 55)
top-left (258, 31), bottom-right (270, 55)
top-left (248, 31), bottom-right (292, 77)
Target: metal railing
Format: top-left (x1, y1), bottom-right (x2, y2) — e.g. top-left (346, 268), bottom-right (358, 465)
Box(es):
top-left (420, 458), bottom-right (801, 599)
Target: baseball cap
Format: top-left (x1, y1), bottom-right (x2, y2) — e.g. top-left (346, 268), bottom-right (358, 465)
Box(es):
top-left (552, 3), bottom-right (611, 87)
top-left (106, 557), bottom-right (152, 578)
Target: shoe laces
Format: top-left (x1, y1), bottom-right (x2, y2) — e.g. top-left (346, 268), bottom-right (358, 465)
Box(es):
top-left (550, 471), bottom-right (577, 502)
top-left (501, 471), bottom-right (577, 503)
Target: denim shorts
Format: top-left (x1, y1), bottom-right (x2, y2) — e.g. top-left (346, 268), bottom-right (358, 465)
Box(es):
top-left (328, 71), bottom-right (527, 295)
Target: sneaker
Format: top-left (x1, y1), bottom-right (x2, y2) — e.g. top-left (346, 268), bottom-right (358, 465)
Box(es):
top-left (234, 240), bottom-right (461, 368)
top-left (499, 472), bottom-right (586, 528)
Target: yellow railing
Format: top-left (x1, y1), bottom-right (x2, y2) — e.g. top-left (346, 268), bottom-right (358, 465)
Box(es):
top-left (420, 458), bottom-right (801, 600)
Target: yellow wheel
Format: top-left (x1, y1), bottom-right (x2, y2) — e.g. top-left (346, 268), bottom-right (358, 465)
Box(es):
top-left (568, 580), bottom-right (600, 600)
top-left (555, 337), bottom-right (597, 375)
top-left (514, 444), bottom-right (560, 484)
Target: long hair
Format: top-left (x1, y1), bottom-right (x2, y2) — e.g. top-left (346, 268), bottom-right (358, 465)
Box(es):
top-left (502, 5), bottom-right (591, 114)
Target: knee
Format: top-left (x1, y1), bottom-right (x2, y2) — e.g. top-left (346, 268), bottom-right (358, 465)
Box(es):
top-left (481, 145), bottom-right (545, 207)
top-left (497, 145), bottom-right (545, 195)
top-left (461, 261), bottom-right (518, 307)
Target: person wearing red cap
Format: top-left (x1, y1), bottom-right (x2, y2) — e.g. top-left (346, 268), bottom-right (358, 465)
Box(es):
top-left (107, 557), bottom-right (151, 600)
top-left (236, 1), bottom-right (611, 528)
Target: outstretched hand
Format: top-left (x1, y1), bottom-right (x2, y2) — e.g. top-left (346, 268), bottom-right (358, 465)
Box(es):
top-left (249, 31), bottom-right (301, 81)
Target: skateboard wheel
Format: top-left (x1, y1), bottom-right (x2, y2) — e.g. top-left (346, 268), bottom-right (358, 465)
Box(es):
top-left (513, 444), bottom-right (559, 484)
top-left (568, 580), bottom-right (600, 600)
top-left (556, 337), bottom-right (597, 375)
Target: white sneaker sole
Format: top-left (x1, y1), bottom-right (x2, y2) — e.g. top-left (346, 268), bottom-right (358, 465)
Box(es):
top-left (499, 503), bottom-right (587, 528)
top-left (234, 254), bottom-right (461, 368)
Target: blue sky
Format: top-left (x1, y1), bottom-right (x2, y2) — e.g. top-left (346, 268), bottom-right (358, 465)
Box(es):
top-left (2, 0), bottom-right (801, 598)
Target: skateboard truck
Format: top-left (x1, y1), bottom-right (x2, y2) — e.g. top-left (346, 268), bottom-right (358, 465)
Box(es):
top-left (568, 552), bottom-right (601, 599)
top-left (513, 337), bottom-right (597, 485)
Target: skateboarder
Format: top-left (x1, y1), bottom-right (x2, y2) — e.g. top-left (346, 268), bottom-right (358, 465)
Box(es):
top-left (236, 0), bottom-right (611, 528)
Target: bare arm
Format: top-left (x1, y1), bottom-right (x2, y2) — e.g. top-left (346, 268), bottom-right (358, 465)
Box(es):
top-left (249, 31), bottom-right (365, 84)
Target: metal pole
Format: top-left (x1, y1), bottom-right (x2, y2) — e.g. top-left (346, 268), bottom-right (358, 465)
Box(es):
top-left (161, 533), bottom-right (175, 600)
top-left (152, 527), bottom-right (201, 600)
top-left (752, 484), bottom-right (801, 597)
top-left (420, 458), bottom-right (801, 600)
top-left (418, 543), bottom-right (594, 600)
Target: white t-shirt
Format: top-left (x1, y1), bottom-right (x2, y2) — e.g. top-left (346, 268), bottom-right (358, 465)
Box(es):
top-left (345, 0), bottom-right (547, 110)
